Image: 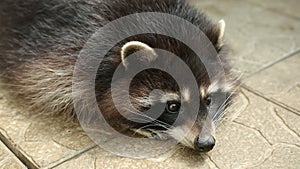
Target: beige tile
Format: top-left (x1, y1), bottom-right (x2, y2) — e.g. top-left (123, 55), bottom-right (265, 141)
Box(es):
top-left (245, 54), bottom-right (300, 112)
top-left (188, 0), bottom-right (300, 76)
top-left (207, 91), bottom-right (270, 169)
top-left (0, 94), bottom-right (95, 168)
top-left (54, 147), bottom-right (213, 169)
top-left (245, 0), bottom-right (300, 19)
top-left (274, 107), bottom-right (300, 136)
top-left (209, 121), bottom-right (271, 169)
top-left (206, 89), bottom-right (300, 168)
top-left (0, 140), bottom-right (27, 169)
top-left (249, 144), bottom-right (300, 169)
top-left (234, 90), bottom-right (299, 146)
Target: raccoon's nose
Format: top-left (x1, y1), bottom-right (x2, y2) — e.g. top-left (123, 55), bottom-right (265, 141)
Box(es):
top-left (194, 136), bottom-right (215, 152)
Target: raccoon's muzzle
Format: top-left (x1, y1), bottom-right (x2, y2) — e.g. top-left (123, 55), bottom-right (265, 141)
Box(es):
top-left (194, 135), bottom-right (215, 152)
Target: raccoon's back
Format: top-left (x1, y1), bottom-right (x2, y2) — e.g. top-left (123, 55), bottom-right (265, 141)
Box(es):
top-left (0, 0), bottom-right (215, 116)
top-left (0, 0), bottom-right (107, 116)
top-left (0, 0), bottom-right (212, 61)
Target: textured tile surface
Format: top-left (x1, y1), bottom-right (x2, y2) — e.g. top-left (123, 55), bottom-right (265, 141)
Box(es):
top-left (0, 95), bottom-right (94, 168)
top-left (244, 0), bottom-right (300, 19)
top-left (54, 147), bottom-right (212, 169)
top-left (245, 54), bottom-right (300, 112)
top-left (189, 0), bottom-right (300, 77)
top-left (207, 90), bottom-right (300, 168)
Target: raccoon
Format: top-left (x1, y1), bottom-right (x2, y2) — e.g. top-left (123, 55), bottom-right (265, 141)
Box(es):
top-left (0, 0), bottom-right (239, 153)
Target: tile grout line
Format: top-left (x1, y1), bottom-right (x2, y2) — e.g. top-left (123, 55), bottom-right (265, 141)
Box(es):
top-left (0, 139), bottom-right (28, 168)
top-left (241, 85), bottom-right (300, 115)
top-left (41, 144), bottom-right (97, 169)
top-left (245, 49), bottom-right (300, 79)
top-left (42, 130), bottom-right (134, 168)
top-left (0, 128), bottom-right (40, 169)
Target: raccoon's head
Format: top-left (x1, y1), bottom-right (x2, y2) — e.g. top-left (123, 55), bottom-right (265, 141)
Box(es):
top-left (99, 20), bottom-right (239, 153)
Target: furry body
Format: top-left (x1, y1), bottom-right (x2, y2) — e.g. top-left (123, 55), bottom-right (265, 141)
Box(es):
top-left (0, 0), bottom-right (238, 152)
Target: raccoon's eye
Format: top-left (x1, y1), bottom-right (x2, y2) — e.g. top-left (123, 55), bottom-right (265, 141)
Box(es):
top-left (166, 102), bottom-right (181, 113)
top-left (204, 96), bottom-right (212, 106)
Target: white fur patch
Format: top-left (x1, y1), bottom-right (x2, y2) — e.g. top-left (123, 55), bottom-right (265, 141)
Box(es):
top-left (218, 19), bottom-right (226, 41)
top-left (218, 19), bottom-right (226, 45)
top-left (160, 93), bottom-right (180, 102)
top-left (121, 41), bottom-right (157, 69)
top-left (206, 81), bottom-right (234, 95)
top-left (200, 88), bottom-right (206, 99)
top-left (135, 96), bottom-right (154, 107)
top-left (136, 92), bottom-right (180, 107)
top-left (181, 88), bottom-right (190, 102)
top-left (207, 82), bottom-right (220, 94)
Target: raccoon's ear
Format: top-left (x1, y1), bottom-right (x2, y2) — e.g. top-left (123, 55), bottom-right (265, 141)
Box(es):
top-left (121, 41), bottom-right (157, 69)
top-left (216, 19), bottom-right (226, 49)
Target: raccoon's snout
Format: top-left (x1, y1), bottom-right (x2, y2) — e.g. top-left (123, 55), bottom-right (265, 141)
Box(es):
top-left (194, 135), bottom-right (215, 152)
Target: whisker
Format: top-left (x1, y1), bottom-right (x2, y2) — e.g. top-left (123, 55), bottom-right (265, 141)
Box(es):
top-left (130, 119), bottom-right (170, 132)
top-left (212, 91), bottom-right (235, 120)
top-left (213, 101), bottom-right (233, 124)
top-left (212, 85), bottom-right (240, 124)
